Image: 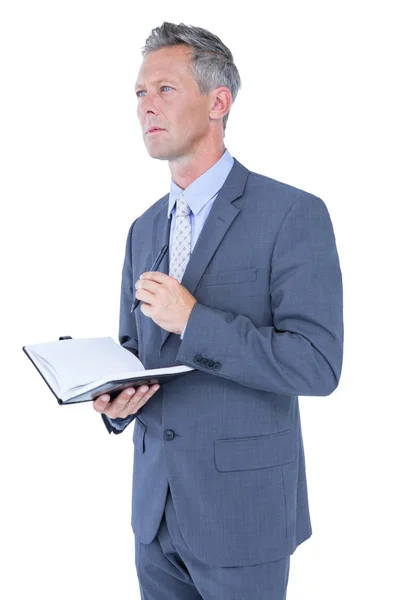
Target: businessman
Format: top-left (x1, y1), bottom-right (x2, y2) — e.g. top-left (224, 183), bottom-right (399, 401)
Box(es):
top-left (93, 21), bottom-right (344, 600)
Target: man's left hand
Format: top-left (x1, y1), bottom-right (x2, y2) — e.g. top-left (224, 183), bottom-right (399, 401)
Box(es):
top-left (135, 271), bottom-right (197, 335)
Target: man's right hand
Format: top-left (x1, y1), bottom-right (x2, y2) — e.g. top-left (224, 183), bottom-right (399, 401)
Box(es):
top-left (92, 384), bottom-right (160, 419)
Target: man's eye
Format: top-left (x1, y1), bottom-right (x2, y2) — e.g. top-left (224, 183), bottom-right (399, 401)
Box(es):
top-left (136, 86), bottom-right (172, 97)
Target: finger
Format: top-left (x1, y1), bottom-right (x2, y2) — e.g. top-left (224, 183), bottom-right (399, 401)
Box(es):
top-left (105, 385), bottom-right (150, 419)
top-left (136, 278), bottom-right (160, 292)
top-left (119, 385), bottom-right (150, 415)
top-left (92, 393), bottom-right (111, 412)
top-left (93, 387), bottom-right (133, 414)
top-left (140, 272), bottom-right (171, 284)
top-left (105, 386), bottom-right (139, 417)
top-left (117, 384), bottom-right (160, 418)
top-left (136, 287), bottom-right (156, 304)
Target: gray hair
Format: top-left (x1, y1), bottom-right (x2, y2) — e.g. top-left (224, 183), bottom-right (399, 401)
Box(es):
top-left (140, 22), bottom-right (242, 136)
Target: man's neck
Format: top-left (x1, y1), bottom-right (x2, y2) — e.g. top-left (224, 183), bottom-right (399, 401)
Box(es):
top-left (169, 144), bottom-right (226, 190)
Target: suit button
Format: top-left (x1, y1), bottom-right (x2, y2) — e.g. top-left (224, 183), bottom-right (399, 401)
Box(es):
top-left (164, 430), bottom-right (175, 441)
top-left (213, 362), bottom-right (221, 371)
top-left (194, 355), bottom-right (203, 365)
top-left (201, 358), bottom-right (208, 367)
top-left (206, 360), bottom-right (214, 369)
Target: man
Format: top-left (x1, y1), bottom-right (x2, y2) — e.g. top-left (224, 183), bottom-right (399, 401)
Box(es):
top-left (93, 22), bottom-right (344, 600)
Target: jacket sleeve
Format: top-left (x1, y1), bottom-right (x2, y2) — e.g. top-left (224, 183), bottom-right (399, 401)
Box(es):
top-left (175, 194), bottom-right (344, 397)
top-left (102, 218), bottom-right (141, 434)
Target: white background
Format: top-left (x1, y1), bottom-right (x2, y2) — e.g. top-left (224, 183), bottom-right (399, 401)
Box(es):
top-left (1, 1), bottom-right (399, 598)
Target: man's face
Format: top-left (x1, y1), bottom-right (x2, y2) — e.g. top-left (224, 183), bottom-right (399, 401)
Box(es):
top-left (135, 45), bottom-right (214, 160)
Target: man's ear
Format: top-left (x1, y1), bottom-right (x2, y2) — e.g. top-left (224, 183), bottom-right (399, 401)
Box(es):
top-left (209, 86), bottom-right (232, 122)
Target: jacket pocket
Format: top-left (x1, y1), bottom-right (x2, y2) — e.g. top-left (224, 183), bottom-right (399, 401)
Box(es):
top-left (201, 267), bottom-right (258, 286)
top-left (214, 429), bottom-right (296, 472)
top-left (133, 417), bottom-right (147, 453)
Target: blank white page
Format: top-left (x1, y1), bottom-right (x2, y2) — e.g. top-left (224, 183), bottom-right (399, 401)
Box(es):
top-left (26, 337), bottom-right (144, 396)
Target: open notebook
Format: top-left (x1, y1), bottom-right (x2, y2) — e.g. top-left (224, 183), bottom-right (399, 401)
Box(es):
top-left (23, 336), bottom-right (195, 404)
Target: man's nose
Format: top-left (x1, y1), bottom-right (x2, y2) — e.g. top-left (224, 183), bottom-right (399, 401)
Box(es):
top-left (138, 93), bottom-right (158, 116)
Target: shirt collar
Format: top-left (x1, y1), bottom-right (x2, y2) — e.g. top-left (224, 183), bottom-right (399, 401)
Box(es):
top-left (167, 148), bottom-right (234, 219)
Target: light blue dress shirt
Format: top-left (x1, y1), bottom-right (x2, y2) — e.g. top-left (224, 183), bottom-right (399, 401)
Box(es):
top-left (107, 148), bottom-right (234, 430)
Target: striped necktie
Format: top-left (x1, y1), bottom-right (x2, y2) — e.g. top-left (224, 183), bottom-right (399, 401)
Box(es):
top-left (169, 193), bottom-right (192, 283)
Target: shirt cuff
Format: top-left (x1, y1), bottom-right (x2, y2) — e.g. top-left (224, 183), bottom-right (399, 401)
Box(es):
top-left (105, 415), bottom-right (133, 430)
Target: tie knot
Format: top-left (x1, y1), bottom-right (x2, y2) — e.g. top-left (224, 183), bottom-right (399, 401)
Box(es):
top-left (176, 193), bottom-right (191, 217)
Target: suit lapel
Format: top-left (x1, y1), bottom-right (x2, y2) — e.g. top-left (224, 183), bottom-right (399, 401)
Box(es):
top-left (151, 157), bottom-right (250, 350)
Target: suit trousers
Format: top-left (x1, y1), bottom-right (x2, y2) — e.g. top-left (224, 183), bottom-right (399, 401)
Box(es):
top-left (134, 485), bottom-right (290, 600)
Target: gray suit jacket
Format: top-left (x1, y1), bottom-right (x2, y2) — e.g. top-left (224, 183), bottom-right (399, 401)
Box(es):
top-left (102, 157), bottom-right (344, 567)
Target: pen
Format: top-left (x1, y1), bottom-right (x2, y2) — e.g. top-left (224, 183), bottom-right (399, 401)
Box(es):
top-left (131, 244), bottom-right (169, 313)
